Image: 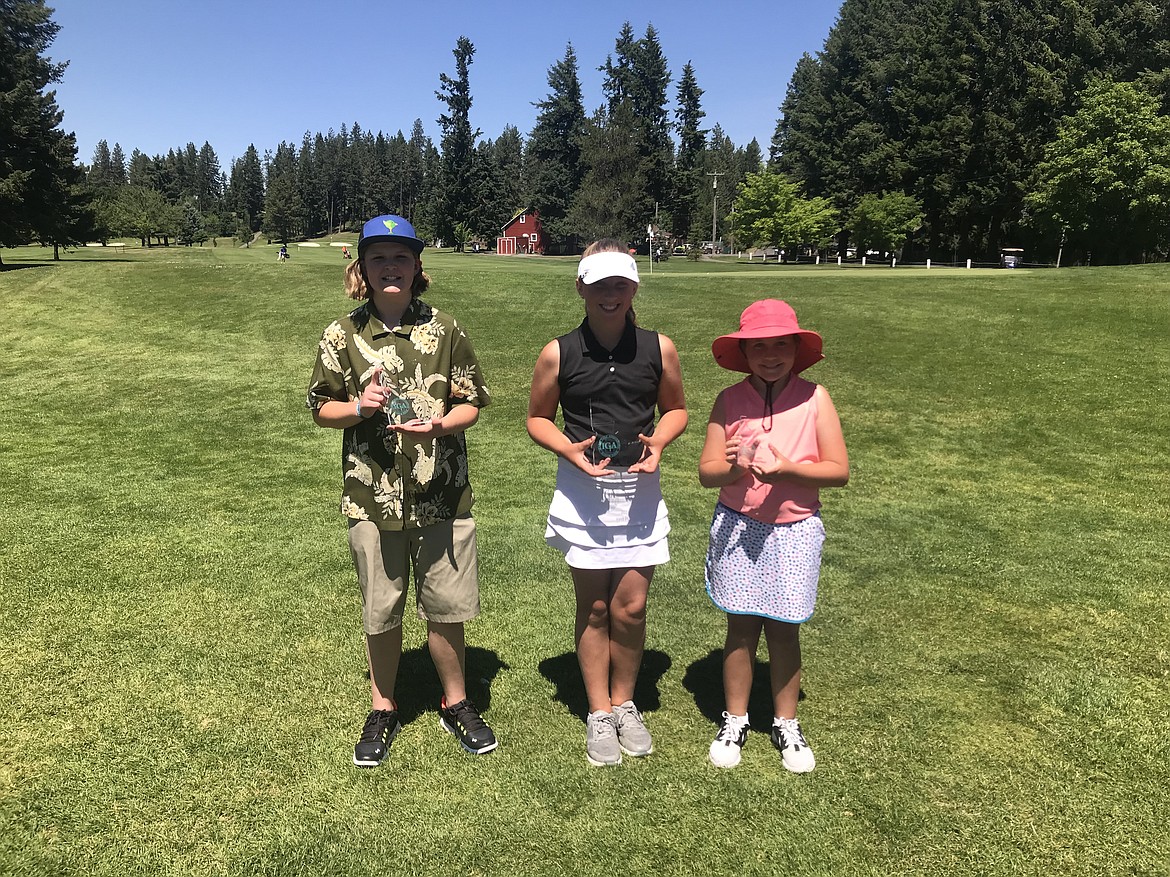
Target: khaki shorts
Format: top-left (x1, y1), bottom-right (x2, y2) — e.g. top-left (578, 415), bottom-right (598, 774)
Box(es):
top-left (347, 514), bottom-right (480, 634)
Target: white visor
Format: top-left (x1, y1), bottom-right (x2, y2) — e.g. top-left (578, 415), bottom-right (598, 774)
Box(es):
top-left (577, 251), bottom-right (640, 285)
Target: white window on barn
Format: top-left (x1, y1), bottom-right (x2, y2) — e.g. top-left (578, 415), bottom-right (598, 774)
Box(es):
top-left (520, 215), bottom-right (525, 223)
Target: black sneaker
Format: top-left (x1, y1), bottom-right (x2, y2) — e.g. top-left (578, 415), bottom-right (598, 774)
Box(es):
top-left (439, 697), bottom-right (498, 754)
top-left (353, 709), bottom-right (401, 768)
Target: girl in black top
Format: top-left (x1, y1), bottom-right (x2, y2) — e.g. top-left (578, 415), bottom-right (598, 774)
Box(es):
top-left (527, 239), bottom-right (687, 766)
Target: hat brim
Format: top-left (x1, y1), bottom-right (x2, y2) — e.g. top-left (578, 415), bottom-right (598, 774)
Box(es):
top-left (711, 330), bottom-right (824, 374)
top-left (358, 235), bottom-right (424, 257)
top-left (577, 251), bottom-right (640, 285)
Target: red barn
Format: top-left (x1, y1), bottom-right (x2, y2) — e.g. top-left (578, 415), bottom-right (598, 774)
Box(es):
top-left (497, 209), bottom-right (544, 255)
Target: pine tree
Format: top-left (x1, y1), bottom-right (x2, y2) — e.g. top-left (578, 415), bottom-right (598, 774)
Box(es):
top-left (262, 141), bottom-right (303, 243)
top-left (127, 149), bottom-right (152, 188)
top-left (599, 23), bottom-right (674, 212)
top-left (740, 139), bottom-right (763, 177)
top-left (471, 138), bottom-right (508, 240)
top-left (228, 145), bottom-right (264, 234)
top-left (568, 102), bottom-right (654, 243)
top-left (85, 139), bottom-right (121, 242)
top-left (177, 196), bottom-right (208, 246)
top-left (89, 140), bottom-right (114, 188)
top-left (435, 36), bottom-right (482, 249)
top-left (366, 131), bottom-right (398, 218)
top-left (109, 143), bottom-right (127, 186)
top-left (600, 23), bottom-right (637, 110)
top-left (672, 61), bottom-right (707, 241)
top-left (493, 125), bottom-right (525, 217)
top-left (579, 22), bottom-right (674, 243)
top-left (693, 125), bottom-right (741, 247)
top-left (629, 24), bottom-right (673, 210)
top-left (405, 118), bottom-right (433, 226)
top-left (194, 141), bottom-right (222, 228)
top-left (525, 43), bottom-right (587, 246)
top-left (0, 0), bottom-right (94, 262)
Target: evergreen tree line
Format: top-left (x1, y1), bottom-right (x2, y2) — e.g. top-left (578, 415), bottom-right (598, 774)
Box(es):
top-left (84, 121), bottom-right (444, 248)
top-left (7, 0), bottom-right (1169, 265)
top-left (75, 22), bottom-right (767, 253)
top-left (770, 0), bottom-right (1170, 264)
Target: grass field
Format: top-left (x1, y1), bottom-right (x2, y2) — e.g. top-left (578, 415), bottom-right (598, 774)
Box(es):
top-left (2, 241), bottom-right (1168, 877)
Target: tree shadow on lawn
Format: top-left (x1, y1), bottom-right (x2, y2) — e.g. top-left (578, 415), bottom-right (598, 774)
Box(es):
top-left (538, 649), bottom-right (671, 722)
top-left (683, 648), bottom-right (805, 734)
top-left (365, 644), bottom-right (508, 726)
top-left (2, 259), bottom-right (135, 270)
top-left (0, 263), bottom-right (51, 272)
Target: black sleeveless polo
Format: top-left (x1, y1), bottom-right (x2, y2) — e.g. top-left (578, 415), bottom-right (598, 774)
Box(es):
top-left (557, 319), bottom-right (662, 467)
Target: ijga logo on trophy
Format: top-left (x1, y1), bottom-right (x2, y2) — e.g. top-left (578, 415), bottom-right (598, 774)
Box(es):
top-left (386, 395), bottom-right (413, 423)
top-left (595, 433), bottom-right (621, 458)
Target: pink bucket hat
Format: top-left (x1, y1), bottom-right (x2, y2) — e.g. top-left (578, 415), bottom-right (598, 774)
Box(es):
top-left (712, 299), bottom-right (824, 374)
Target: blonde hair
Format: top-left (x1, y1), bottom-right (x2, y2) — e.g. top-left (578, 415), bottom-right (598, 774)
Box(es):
top-left (580, 238), bottom-right (637, 324)
top-left (582, 238), bottom-right (628, 257)
top-left (344, 257), bottom-right (431, 301)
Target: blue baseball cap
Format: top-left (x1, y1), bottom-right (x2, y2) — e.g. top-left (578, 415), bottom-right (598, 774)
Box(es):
top-left (358, 214), bottom-right (425, 257)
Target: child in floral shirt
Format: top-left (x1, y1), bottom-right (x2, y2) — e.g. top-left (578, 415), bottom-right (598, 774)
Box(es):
top-left (307, 214), bottom-right (496, 765)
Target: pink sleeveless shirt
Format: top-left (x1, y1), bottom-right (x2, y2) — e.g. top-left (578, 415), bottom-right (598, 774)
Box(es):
top-left (718, 376), bottom-right (821, 524)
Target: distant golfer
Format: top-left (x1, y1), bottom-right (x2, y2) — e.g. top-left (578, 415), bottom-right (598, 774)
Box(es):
top-left (699, 300), bottom-right (849, 772)
top-left (306, 214), bottom-right (497, 767)
top-left (277, 245), bottom-right (288, 262)
top-left (527, 239), bottom-right (687, 766)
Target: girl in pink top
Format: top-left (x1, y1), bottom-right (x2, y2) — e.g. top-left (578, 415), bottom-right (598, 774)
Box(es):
top-left (698, 299), bottom-right (849, 772)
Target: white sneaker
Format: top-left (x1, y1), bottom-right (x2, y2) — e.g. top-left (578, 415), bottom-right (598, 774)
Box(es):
top-left (708, 712), bottom-right (750, 768)
top-left (771, 717), bottom-right (815, 773)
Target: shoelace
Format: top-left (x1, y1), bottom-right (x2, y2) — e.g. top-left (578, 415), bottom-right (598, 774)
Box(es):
top-left (589, 713), bottom-right (617, 739)
top-left (449, 700), bottom-right (486, 732)
top-left (359, 709), bottom-right (395, 742)
top-left (614, 705), bottom-right (643, 730)
top-left (775, 718), bottom-right (807, 748)
top-left (715, 712), bottom-right (750, 743)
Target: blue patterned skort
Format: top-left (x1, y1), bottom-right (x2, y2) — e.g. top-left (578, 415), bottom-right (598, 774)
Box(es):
top-left (705, 503), bottom-right (825, 623)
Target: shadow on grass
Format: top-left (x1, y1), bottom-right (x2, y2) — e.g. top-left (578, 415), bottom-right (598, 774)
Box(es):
top-left (682, 648), bottom-right (806, 733)
top-left (538, 648), bottom-right (671, 722)
top-left (0, 263), bottom-right (51, 272)
top-left (365, 644), bottom-right (508, 726)
top-left (2, 258), bottom-right (138, 269)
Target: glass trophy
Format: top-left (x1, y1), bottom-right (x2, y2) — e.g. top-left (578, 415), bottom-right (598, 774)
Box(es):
top-left (734, 417), bottom-right (761, 467)
top-left (589, 412), bottom-right (623, 466)
top-left (379, 372), bottom-right (414, 424)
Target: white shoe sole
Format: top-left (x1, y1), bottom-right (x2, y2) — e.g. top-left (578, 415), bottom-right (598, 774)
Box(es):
top-left (619, 742), bottom-right (653, 757)
top-left (586, 751), bottom-right (622, 767)
top-left (352, 721), bottom-right (401, 768)
top-left (782, 756), bottom-right (815, 773)
top-left (585, 736), bottom-right (622, 766)
top-left (709, 745), bottom-right (743, 769)
top-left (440, 717), bottom-right (499, 754)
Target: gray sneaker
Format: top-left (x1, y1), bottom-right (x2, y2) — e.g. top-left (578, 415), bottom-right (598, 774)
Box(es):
top-left (612, 700), bottom-right (653, 757)
top-left (585, 711), bottom-right (622, 766)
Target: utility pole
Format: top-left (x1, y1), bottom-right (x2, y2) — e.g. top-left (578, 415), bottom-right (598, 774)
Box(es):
top-left (707, 171), bottom-right (725, 255)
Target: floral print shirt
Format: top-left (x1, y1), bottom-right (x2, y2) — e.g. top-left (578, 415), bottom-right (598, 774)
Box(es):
top-left (306, 297), bottom-right (491, 530)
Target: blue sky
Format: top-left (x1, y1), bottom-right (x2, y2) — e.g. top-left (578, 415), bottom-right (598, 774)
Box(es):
top-left (47, 0), bottom-right (841, 168)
